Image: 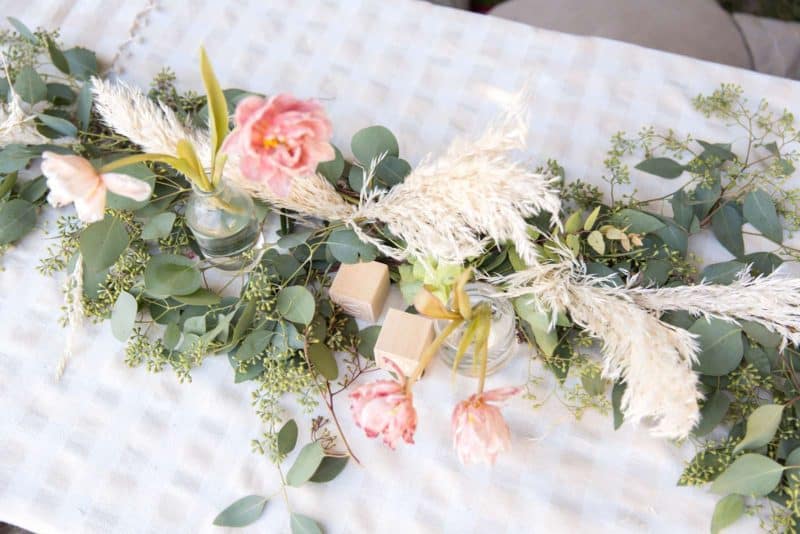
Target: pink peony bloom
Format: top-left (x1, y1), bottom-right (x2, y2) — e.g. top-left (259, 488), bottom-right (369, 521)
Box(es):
top-left (223, 94), bottom-right (334, 197)
top-left (349, 360), bottom-right (417, 449)
top-left (452, 386), bottom-right (521, 465)
top-left (41, 152), bottom-right (152, 223)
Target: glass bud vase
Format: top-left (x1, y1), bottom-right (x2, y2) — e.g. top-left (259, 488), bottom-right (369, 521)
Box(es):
top-left (435, 282), bottom-right (517, 376)
top-left (185, 180), bottom-right (260, 270)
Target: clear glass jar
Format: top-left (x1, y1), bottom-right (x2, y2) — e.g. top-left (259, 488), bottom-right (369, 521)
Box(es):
top-left (185, 180), bottom-right (260, 270)
top-left (435, 282), bottom-right (517, 376)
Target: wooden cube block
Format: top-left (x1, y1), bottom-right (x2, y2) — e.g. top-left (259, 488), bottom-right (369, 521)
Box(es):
top-left (329, 261), bottom-right (390, 322)
top-left (374, 308), bottom-right (435, 377)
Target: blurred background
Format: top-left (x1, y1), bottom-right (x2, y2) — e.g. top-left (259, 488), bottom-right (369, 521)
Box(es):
top-left (432, 0), bottom-right (800, 79)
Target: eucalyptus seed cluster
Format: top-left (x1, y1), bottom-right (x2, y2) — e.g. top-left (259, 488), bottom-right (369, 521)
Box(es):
top-left (679, 438), bottom-right (738, 487)
top-left (124, 329), bottom-right (169, 373)
top-left (242, 265), bottom-right (279, 314)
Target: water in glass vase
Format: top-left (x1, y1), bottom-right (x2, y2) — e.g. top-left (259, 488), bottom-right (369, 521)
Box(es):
top-left (185, 181), bottom-right (261, 270)
top-left (435, 282), bottom-right (517, 376)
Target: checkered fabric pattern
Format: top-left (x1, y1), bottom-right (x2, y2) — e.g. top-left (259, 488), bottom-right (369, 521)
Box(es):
top-left (2, 0), bottom-right (800, 532)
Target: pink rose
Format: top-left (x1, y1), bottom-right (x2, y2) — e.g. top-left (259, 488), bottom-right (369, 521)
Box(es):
top-left (349, 360), bottom-right (417, 449)
top-left (452, 386), bottom-right (521, 465)
top-left (223, 94), bottom-right (334, 197)
top-left (41, 152), bottom-right (152, 223)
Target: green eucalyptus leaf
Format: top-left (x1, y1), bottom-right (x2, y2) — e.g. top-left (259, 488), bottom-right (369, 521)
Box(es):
top-left (307, 343), bottom-right (337, 380)
top-left (236, 329), bottom-right (273, 361)
top-left (7, 17), bottom-right (36, 42)
top-left (0, 172), bottom-right (17, 199)
top-left (697, 140), bottom-right (735, 162)
top-left (212, 495), bottom-right (268, 527)
top-left (710, 454), bottom-right (783, 497)
top-left (141, 212), bottom-right (176, 240)
top-left (327, 228), bottom-right (378, 264)
top-left (183, 316), bottom-right (206, 336)
top-left (310, 456), bottom-right (348, 483)
top-left (13, 66), bottom-right (47, 103)
top-left (231, 299), bottom-right (257, 344)
top-left (233, 359), bottom-right (265, 383)
top-left (163, 322), bottom-right (181, 350)
top-left (18, 175), bottom-right (47, 203)
top-left (46, 83), bottom-right (75, 105)
top-left (744, 340), bottom-right (771, 377)
top-left (743, 189), bottom-right (782, 244)
top-left (694, 390), bottom-right (730, 437)
top-left (693, 179), bottom-right (722, 219)
top-left (514, 295), bottom-right (558, 356)
top-left (173, 287), bottom-right (221, 306)
top-left (316, 145), bottom-right (344, 185)
top-left (286, 442), bottom-right (325, 487)
top-left (653, 220), bottom-right (688, 256)
top-left (0, 198), bottom-right (36, 244)
top-left (351, 125), bottom-right (399, 165)
top-left (277, 419), bottom-right (299, 456)
top-left (375, 155), bottom-right (411, 186)
top-left (79, 215), bottom-right (129, 272)
top-left (77, 82), bottom-right (93, 131)
top-left (741, 321), bottom-right (782, 348)
top-left (610, 209), bottom-right (665, 234)
top-left (347, 165), bottom-right (363, 192)
top-left (634, 157), bottom-right (684, 178)
top-left (710, 494), bottom-right (745, 534)
top-left (711, 203), bottom-right (745, 258)
top-left (110, 291), bottom-right (137, 341)
top-left (733, 404), bottom-right (784, 454)
top-left (785, 447), bottom-right (800, 484)
top-left (37, 113), bottom-right (77, 137)
top-left (277, 286), bottom-right (315, 325)
top-left (581, 367), bottom-right (605, 396)
top-left (690, 318), bottom-right (743, 376)
top-left (700, 261), bottom-right (747, 285)
top-left (742, 252), bottom-right (783, 276)
top-left (290, 513), bottom-right (323, 534)
top-left (671, 190), bottom-right (694, 230)
top-left (46, 37), bottom-right (70, 74)
top-left (63, 47), bottom-right (97, 80)
top-left (358, 325), bottom-right (381, 360)
top-left (611, 381), bottom-right (625, 429)
top-left (278, 230), bottom-right (313, 249)
top-left (144, 254), bottom-right (201, 297)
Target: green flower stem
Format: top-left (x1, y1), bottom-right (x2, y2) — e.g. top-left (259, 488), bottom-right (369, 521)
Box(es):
top-left (407, 318), bottom-right (464, 393)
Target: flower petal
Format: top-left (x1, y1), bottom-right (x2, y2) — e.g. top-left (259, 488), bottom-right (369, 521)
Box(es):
top-left (73, 184), bottom-right (107, 223)
top-left (41, 151), bottom-right (101, 199)
top-left (101, 172), bottom-right (152, 201)
top-left (233, 95), bottom-right (266, 126)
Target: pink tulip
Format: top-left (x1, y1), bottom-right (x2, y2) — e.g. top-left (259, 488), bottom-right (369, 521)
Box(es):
top-left (41, 152), bottom-right (152, 223)
top-left (349, 360), bottom-right (417, 449)
top-left (452, 386), bottom-right (521, 465)
top-left (223, 94), bottom-right (334, 197)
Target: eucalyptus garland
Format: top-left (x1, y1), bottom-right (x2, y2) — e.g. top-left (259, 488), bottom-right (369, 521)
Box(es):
top-left (3, 18), bottom-right (800, 534)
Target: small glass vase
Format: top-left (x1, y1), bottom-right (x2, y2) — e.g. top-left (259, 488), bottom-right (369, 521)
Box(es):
top-left (435, 282), bottom-right (517, 377)
top-left (185, 180), bottom-right (260, 270)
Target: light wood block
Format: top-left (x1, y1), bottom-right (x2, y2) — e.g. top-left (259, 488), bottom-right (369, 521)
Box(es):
top-left (374, 308), bottom-right (435, 377)
top-left (329, 261), bottom-right (390, 322)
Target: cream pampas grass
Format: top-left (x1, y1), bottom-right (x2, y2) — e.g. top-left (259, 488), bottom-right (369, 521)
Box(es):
top-left (629, 269), bottom-right (800, 349)
top-left (351, 93), bottom-right (561, 264)
top-left (0, 53), bottom-right (48, 147)
top-left (93, 79), bottom-right (559, 262)
top-left (495, 256), bottom-right (702, 439)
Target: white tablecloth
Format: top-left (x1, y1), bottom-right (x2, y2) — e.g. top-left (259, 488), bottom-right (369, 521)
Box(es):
top-left (2, 1), bottom-right (800, 532)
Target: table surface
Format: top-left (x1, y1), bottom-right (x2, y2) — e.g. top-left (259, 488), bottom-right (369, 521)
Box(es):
top-left (2, 1), bottom-right (800, 533)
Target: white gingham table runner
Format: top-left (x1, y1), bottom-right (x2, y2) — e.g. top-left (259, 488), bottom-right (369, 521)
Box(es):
top-left (2, 1), bottom-right (799, 532)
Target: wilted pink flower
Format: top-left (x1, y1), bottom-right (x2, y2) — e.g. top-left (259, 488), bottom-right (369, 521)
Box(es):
top-left (452, 386), bottom-right (521, 465)
top-left (41, 152), bottom-right (152, 223)
top-left (349, 360), bottom-right (417, 449)
top-left (223, 94), bottom-right (334, 197)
